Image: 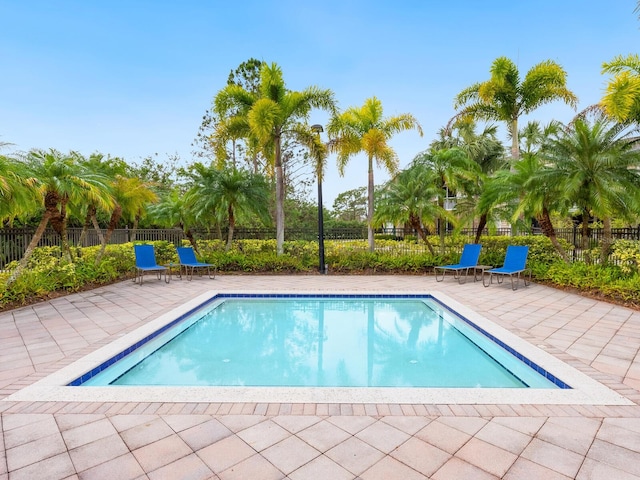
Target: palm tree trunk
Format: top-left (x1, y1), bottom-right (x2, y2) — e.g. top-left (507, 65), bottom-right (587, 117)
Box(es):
top-left (179, 222), bottom-right (199, 254)
top-left (581, 211), bottom-right (591, 265)
top-left (232, 139), bottom-right (237, 170)
top-left (367, 156), bottom-right (375, 253)
top-left (49, 197), bottom-right (72, 263)
top-left (226, 204), bottom-right (236, 251)
top-left (76, 208), bottom-right (92, 258)
top-left (437, 198), bottom-right (446, 255)
top-left (60, 210), bottom-right (73, 263)
top-left (275, 133), bottom-right (285, 255)
top-left (185, 228), bottom-right (199, 254)
top-left (538, 207), bottom-right (570, 263)
top-left (437, 180), bottom-right (446, 254)
top-left (91, 213), bottom-right (105, 244)
top-left (600, 217), bottom-right (612, 265)
top-left (95, 205), bottom-right (122, 265)
top-left (130, 213), bottom-right (140, 242)
top-left (6, 211), bottom-right (52, 286)
top-left (252, 152), bottom-right (259, 175)
top-left (78, 205), bottom-right (104, 247)
top-left (511, 118), bottom-right (520, 160)
top-left (78, 208), bottom-right (92, 247)
top-left (409, 214), bottom-right (435, 255)
top-left (474, 213), bottom-right (487, 244)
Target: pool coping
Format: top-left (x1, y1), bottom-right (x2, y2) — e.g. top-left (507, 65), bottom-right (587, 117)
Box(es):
top-left (2, 290), bottom-right (633, 406)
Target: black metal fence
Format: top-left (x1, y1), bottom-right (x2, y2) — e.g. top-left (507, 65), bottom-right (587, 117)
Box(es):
top-left (2, 225), bottom-right (640, 269)
top-left (0, 226), bottom-right (373, 267)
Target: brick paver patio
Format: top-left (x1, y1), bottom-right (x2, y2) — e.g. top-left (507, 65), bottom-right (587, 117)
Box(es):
top-left (1, 274), bottom-right (640, 479)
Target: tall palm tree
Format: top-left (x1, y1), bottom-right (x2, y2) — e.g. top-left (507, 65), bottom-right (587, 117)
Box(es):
top-left (538, 113), bottom-right (640, 263)
top-left (601, 54), bottom-right (640, 123)
top-left (454, 56), bottom-right (577, 160)
top-left (7, 150), bottom-right (112, 285)
top-left (328, 97), bottom-right (423, 252)
top-left (186, 163), bottom-right (271, 250)
top-left (214, 62), bottom-right (336, 255)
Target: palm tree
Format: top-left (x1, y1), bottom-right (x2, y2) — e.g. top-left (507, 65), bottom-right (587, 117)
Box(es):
top-left (411, 147), bottom-right (480, 252)
top-left (214, 62), bottom-right (336, 255)
top-left (73, 152), bottom-right (126, 246)
top-left (432, 119), bottom-right (505, 243)
top-left (474, 120), bottom-right (571, 261)
top-left (516, 121), bottom-right (571, 259)
top-left (95, 175), bottom-right (158, 264)
top-left (212, 94), bottom-right (261, 172)
top-left (476, 121), bottom-right (572, 262)
top-left (328, 97), bottom-right (423, 252)
top-left (374, 163), bottom-right (440, 255)
top-left (538, 113), bottom-right (640, 263)
top-left (7, 149), bottom-right (112, 285)
top-left (186, 163), bottom-right (271, 250)
top-left (454, 56), bottom-right (577, 160)
top-left (483, 150), bottom-right (571, 262)
top-left (601, 54), bottom-right (640, 123)
top-left (0, 155), bottom-right (37, 224)
top-left (147, 189), bottom-right (200, 252)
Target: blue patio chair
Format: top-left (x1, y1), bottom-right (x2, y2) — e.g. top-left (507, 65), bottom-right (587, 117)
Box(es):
top-left (177, 246), bottom-right (216, 281)
top-left (435, 243), bottom-right (482, 284)
top-left (133, 244), bottom-right (169, 285)
top-left (483, 245), bottom-right (531, 290)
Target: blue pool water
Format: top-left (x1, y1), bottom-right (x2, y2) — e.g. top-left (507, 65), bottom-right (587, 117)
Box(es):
top-left (77, 295), bottom-right (563, 389)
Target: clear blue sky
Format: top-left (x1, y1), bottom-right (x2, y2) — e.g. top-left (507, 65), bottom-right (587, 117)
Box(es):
top-left (1, 0), bottom-right (639, 205)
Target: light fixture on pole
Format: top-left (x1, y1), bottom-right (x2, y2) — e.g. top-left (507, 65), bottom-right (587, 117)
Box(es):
top-left (311, 124), bottom-right (327, 274)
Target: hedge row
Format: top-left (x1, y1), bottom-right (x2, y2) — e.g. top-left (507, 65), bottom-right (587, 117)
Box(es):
top-left (1, 236), bottom-right (639, 309)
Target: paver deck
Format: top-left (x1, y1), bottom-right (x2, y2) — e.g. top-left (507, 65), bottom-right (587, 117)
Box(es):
top-left (1, 274), bottom-right (640, 479)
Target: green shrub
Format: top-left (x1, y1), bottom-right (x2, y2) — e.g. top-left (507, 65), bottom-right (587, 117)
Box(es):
top-left (2, 235), bottom-right (640, 309)
top-left (374, 234), bottom-right (399, 241)
top-left (611, 240), bottom-right (640, 275)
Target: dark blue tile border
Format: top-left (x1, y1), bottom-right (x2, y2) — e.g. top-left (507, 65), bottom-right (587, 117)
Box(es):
top-left (68, 293), bottom-right (571, 389)
top-left (428, 296), bottom-right (571, 390)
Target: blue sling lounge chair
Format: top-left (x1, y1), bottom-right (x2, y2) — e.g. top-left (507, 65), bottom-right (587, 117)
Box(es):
top-left (435, 243), bottom-right (482, 284)
top-left (177, 246), bottom-right (216, 281)
top-left (133, 244), bottom-right (169, 285)
top-left (483, 245), bottom-right (531, 290)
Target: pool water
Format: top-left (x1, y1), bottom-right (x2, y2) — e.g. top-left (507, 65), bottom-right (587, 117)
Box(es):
top-left (81, 296), bottom-right (558, 389)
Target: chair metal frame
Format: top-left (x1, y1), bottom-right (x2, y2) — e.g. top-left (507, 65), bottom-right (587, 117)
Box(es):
top-left (177, 246), bottom-right (216, 281)
top-left (483, 245), bottom-right (531, 290)
top-left (434, 243), bottom-right (482, 284)
top-left (133, 244), bottom-right (169, 285)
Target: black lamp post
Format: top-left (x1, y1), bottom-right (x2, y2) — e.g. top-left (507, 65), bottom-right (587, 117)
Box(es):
top-left (311, 124), bottom-right (327, 274)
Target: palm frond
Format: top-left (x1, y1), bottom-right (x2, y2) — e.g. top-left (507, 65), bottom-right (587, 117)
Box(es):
top-left (248, 98), bottom-right (281, 143)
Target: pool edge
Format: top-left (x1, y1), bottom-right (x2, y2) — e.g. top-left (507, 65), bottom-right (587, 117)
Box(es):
top-left (3, 290), bottom-right (633, 406)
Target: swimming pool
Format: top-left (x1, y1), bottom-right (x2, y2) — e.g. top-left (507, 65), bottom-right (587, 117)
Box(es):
top-left (78, 295), bottom-right (560, 389)
top-left (4, 291), bottom-right (632, 405)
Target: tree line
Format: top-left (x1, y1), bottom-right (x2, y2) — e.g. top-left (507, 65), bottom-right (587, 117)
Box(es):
top-left (2, 25), bottom-right (640, 285)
